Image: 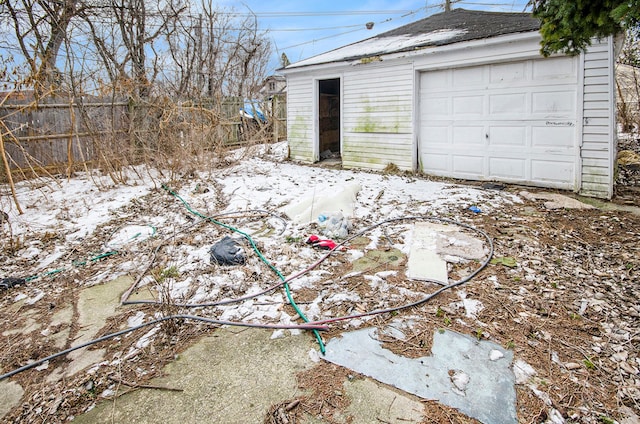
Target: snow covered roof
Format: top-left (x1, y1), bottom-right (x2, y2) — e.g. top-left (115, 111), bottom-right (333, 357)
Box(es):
top-left (285, 9), bottom-right (540, 70)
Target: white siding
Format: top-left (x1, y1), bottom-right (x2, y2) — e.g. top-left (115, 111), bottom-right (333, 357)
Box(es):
top-left (580, 38), bottom-right (615, 199)
top-left (342, 62), bottom-right (414, 170)
top-left (283, 33), bottom-right (615, 199)
top-left (286, 73), bottom-right (314, 162)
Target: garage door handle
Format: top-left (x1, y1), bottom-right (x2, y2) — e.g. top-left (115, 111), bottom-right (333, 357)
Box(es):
top-left (485, 133), bottom-right (489, 139)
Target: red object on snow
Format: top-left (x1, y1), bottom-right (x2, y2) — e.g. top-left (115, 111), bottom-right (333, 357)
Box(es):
top-left (314, 239), bottom-right (338, 250)
top-left (305, 234), bottom-right (343, 251)
top-left (305, 234), bottom-right (321, 244)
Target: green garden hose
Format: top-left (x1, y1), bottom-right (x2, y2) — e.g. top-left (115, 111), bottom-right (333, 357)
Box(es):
top-left (161, 184), bottom-right (326, 353)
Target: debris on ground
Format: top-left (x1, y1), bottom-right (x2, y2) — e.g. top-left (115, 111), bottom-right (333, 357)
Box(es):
top-left (519, 190), bottom-right (595, 210)
top-left (282, 183), bottom-right (360, 225)
top-left (209, 236), bottom-right (246, 265)
top-left (618, 149), bottom-right (640, 168)
top-left (305, 234), bottom-right (342, 251)
top-left (0, 277), bottom-right (25, 290)
top-left (0, 141), bottom-right (639, 423)
top-left (615, 132), bottom-right (640, 205)
top-left (323, 327), bottom-right (517, 424)
top-left (318, 211), bottom-right (351, 238)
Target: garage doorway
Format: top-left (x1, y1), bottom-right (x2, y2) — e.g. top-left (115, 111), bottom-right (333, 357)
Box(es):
top-left (318, 78), bottom-right (341, 161)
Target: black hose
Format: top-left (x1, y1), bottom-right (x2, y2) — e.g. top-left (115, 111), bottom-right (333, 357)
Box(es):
top-left (1, 215), bottom-right (491, 380)
top-left (0, 314), bottom-right (327, 382)
top-left (123, 215), bottom-right (493, 320)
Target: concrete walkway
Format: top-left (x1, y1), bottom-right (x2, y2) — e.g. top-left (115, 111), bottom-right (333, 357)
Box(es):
top-left (74, 328), bottom-right (315, 423)
top-left (74, 328), bottom-right (427, 423)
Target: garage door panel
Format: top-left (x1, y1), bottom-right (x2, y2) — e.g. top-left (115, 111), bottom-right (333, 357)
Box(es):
top-left (489, 157), bottom-right (527, 179)
top-left (422, 125), bottom-right (450, 145)
top-left (489, 93), bottom-right (527, 114)
top-left (424, 97), bottom-right (450, 115)
top-left (453, 67), bottom-right (485, 86)
top-left (453, 95), bottom-right (484, 115)
top-left (489, 126), bottom-right (526, 146)
top-left (532, 56), bottom-right (576, 80)
top-left (422, 153), bottom-right (449, 172)
top-left (419, 56), bottom-right (579, 190)
top-left (531, 160), bottom-right (575, 183)
top-left (453, 155), bottom-right (484, 174)
top-left (532, 91), bottom-right (576, 114)
top-left (490, 62), bottom-right (526, 83)
top-left (532, 126), bottom-right (575, 148)
top-left (423, 70), bottom-right (449, 89)
top-left (453, 126), bottom-right (485, 145)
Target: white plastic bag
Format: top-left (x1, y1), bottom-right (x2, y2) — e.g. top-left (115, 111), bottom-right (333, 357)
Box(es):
top-left (318, 211), bottom-right (351, 239)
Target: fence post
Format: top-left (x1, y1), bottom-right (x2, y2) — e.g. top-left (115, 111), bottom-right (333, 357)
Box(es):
top-left (0, 131), bottom-right (24, 214)
top-left (67, 100), bottom-right (75, 179)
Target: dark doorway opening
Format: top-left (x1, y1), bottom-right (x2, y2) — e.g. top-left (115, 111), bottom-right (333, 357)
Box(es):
top-left (318, 78), bottom-right (340, 161)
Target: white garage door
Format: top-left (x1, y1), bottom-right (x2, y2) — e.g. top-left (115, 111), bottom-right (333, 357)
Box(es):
top-left (419, 57), bottom-right (579, 189)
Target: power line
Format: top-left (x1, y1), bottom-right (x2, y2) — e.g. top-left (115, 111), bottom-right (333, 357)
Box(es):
top-left (214, 10), bottom-right (414, 17)
top-left (279, 28), bottom-right (364, 51)
top-left (277, 5), bottom-right (429, 51)
top-left (267, 24), bottom-right (362, 32)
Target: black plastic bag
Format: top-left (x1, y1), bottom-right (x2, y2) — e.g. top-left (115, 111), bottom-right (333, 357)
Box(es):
top-left (209, 236), bottom-right (246, 266)
top-left (0, 277), bottom-right (25, 290)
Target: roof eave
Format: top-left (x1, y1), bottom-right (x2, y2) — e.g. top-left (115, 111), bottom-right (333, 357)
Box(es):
top-left (281, 30), bottom-right (542, 74)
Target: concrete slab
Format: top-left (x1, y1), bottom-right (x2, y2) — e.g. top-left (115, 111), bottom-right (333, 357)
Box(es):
top-left (0, 380), bottom-right (24, 419)
top-left (436, 230), bottom-right (487, 261)
top-left (343, 379), bottom-right (424, 424)
top-left (519, 191), bottom-right (595, 210)
top-left (323, 327), bottom-right (517, 424)
top-left (2, 315), bottom-right (40, 336)
top-left (300, 377), bottom-right (425, 424)
top-left (406, 222), bottom-right (448, 283)
top-left (49, 275), bottom-right (134, 380)
top-left (73, 326), bottom-right (433, 424)
top-left (351, 248), bottom-right (405, 273)
top-left (49, 305), bottom-right (74, 349)
top-left (73, 329), bottom-right (317, 424)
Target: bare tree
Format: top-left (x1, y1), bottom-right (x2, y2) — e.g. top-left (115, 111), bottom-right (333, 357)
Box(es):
top-left (617, 27), bottom-right (640, 131)
top-left (106, 0), bottom-right (183, 98)
top-left (1, 0), bottom-right (90, 94)
top-left (163, 1), bottom-right (271, 100)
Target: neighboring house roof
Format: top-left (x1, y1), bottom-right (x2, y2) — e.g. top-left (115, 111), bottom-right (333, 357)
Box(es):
top-left (263, 75), bottom-right (286, 83)
top-left (285, 9), bottom-right (540, 69)
top-left (259, 74), bottom-right (287, 97)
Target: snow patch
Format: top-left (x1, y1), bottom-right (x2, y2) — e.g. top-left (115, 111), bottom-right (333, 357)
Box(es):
top-left (291, 30), bottom-right (467, 68)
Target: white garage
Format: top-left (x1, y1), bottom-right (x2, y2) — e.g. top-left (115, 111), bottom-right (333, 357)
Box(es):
top-left (282, 9), bottom-right (617, 199)
top-left (419, 56), bottom-right (579, 189)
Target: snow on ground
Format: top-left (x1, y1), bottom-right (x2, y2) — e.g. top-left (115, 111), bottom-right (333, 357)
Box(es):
top-left (3, 171), bottom-right (157, 240)
top-left (1, 142), bottom-right (519, 334)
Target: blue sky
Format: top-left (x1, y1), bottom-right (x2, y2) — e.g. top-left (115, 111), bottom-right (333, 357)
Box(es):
top-left (0, 0), bottom-right (533, 86)
top-left (218, 0), bottom-right (532, 73)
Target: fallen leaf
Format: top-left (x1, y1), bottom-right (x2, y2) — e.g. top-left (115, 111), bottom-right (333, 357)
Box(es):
top-left (490, 257), bottom-right (517, 267)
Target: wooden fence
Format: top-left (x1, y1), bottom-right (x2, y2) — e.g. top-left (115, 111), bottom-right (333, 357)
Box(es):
top-left (0, 96), bottom-right (129, 178)
top-left (0, 94), bottom-right (287, 181)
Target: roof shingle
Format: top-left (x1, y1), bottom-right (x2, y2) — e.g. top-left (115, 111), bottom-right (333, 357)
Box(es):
top-left (285, 9), bottom-right (540, 69)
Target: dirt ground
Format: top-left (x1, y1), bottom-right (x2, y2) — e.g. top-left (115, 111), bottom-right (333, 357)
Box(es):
top-left (266, 202), bottom-right (640, 424)
top-left (1, 139), bottom-right (639, 423)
